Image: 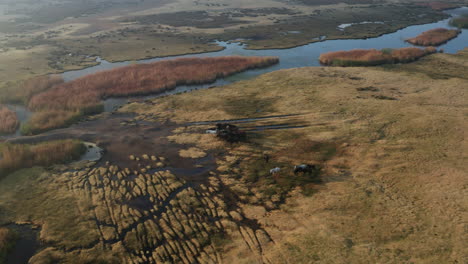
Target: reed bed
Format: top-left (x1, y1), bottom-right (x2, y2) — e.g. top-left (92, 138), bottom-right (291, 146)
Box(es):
top-left (29, 56), bottom-right (279, 112)
top-left (406, 28), bottom-right (461, 46)
top-left (23, 56), bottom-right (278, 134)
top-left (0, 140), bottom-right (86, 176)
top-left (0, 105), bottom-right (19, 134)
top-left (319, 47), bottom-right (437, 66)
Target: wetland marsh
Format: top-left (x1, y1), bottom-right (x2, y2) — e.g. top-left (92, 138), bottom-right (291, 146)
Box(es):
top-left (0, 1), bottom-right (467, 263)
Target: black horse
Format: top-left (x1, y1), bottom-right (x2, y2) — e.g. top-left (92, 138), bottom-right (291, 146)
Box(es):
top-left (210, 123), bottom-right (246, 142)
top-left (293, 164), bottom-right (318, 175)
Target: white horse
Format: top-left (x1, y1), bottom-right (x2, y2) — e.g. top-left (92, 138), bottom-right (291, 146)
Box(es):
top-left (270, 167), bottom-right (281, 174)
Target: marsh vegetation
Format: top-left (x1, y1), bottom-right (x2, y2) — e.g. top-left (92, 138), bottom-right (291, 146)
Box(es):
top-left (319, 47), bottom-right (437, 66)
top-left (406, 28), bottom-right (462, 46)
top-left (20, 56), bottom-right (278, 134)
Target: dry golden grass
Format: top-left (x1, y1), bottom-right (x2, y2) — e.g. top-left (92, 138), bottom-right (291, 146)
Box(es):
top-left (179, 147), bottom-right (207, 159)
top-left (0, 140), bottom-right (86, 176)
top-left (407, 28), bottom-right (461, 46)
top-left (123, 50), bottom-right (467, 263)
top-left (0, 106), bottom-right (19, 134)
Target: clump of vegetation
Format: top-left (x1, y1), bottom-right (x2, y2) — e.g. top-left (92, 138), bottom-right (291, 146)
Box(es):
top-left (406, 28), bottom-right (461, 46)
top-left (319, 47), bottom-right (437, 66)
top-left (0, 75), bottom-right (64, 105)
top-left (20, 110), bottom-right (84, 136)
top-left (0, 228), bottom-right (17, 263)
top-left (0, 140), bottom-right (86, 177)
top-left (25, 56), bottom-right (278, 134)
top-left (0, 106), bottom-right (19, 135)
top-left (450, 16), bottom-right (468, 29)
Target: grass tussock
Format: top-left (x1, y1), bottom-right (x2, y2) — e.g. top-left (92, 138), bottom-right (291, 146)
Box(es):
top-left (25, 56), bottom-right (278, 134)
top-left (0, 75), bottom-right (64, 105)
top-left (319, 47), bottom-right (437, 66)
top-left (0, 106), bottom-right (19, 135)
top-left (0, 140), bottom-right (86, 177)
top-left (406, 28), bottom-right (461, 46)
top-left (0, 228), bottom-right (17, 262)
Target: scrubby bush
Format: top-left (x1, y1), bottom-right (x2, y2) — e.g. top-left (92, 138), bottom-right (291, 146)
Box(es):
top-left (0, 140), bottom-right (86, 176)
top-left (406, 28), bottom-right (461, 46)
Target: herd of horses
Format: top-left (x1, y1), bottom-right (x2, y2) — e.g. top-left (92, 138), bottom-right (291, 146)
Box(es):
top-left (206, 123), bottom-right (319, 176)
top-left (270, 164), bottom-right (319, 175)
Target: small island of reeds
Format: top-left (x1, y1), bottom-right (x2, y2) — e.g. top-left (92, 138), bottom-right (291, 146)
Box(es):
top-left (20, 56), bottom-right (278, 135)
top-left (319, 47), bottom-right (437, 67)
top-left (0, 106), bottom-right (19, 135)
top-left (406, 28), bottom-right (461, 46)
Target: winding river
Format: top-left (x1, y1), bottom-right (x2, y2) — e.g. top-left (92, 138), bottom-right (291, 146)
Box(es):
top-left (3, 7), bottom-right (468, 135)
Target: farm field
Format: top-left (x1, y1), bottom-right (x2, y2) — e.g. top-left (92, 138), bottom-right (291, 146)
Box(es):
top-left (0, 49), bottom-right (466, 263)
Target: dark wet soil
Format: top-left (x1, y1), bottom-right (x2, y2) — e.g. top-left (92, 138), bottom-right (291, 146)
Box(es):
top-left (6, 112), bottom-right (219, 184)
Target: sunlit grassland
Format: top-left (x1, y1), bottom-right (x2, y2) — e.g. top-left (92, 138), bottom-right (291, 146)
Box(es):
top-left (120, 50), bottom-right (467, 263)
